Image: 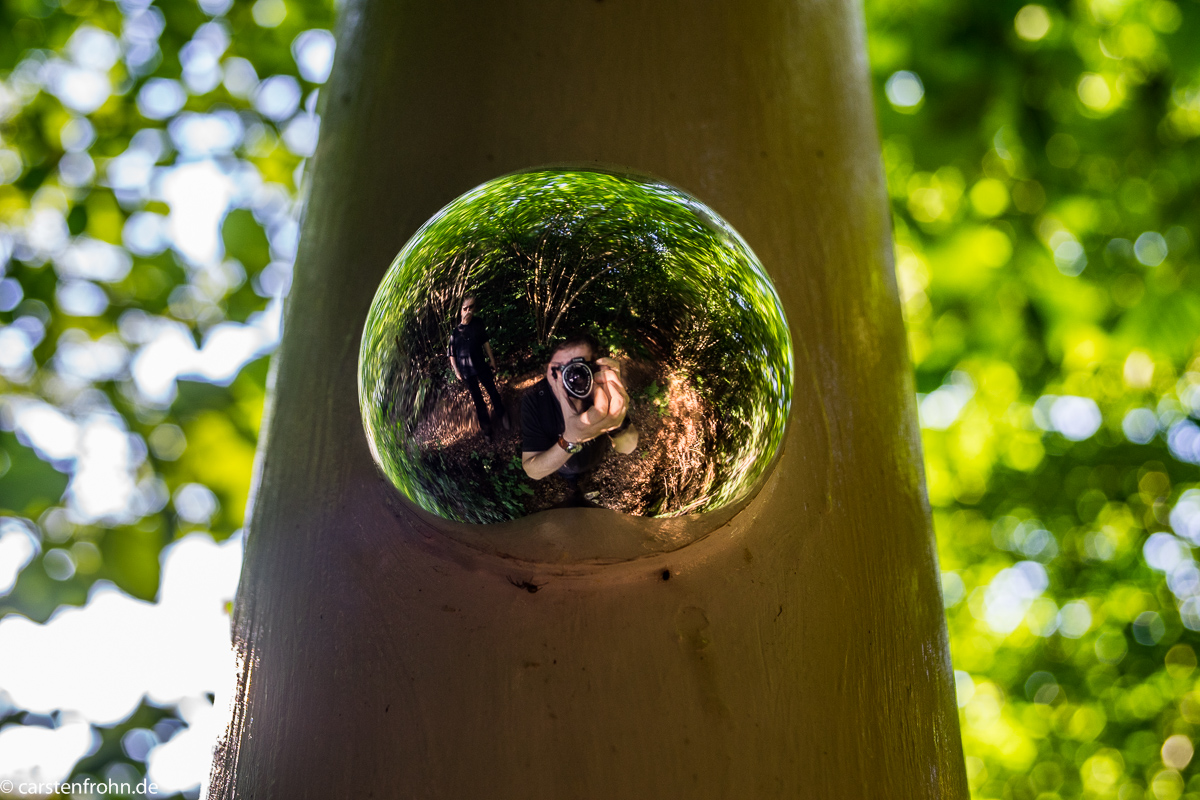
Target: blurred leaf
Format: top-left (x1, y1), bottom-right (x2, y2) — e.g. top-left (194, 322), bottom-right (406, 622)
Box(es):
top-left (221, 207), bottom-right (271, 274)
top-left (178, 410), bottom-right (257, 531)
top-left (101, 524), bottom-right (162, 602)
top-left (0, 431), bottom-right (68, 515)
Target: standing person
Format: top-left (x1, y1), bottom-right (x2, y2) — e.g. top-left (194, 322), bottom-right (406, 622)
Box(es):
top-left (448, 295), bottom-right (507, 437)
top-left (520, 333), bottom-right (639, 503)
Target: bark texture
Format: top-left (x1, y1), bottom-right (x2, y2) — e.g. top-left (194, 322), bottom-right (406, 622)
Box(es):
top-left (208, 0), bottom-right (969, 797)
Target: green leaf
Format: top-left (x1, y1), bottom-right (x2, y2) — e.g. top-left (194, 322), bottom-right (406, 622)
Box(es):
top-left (221, 208), bottom-right (272, 273)
top-left (0, 431), bottom-right (68, 516)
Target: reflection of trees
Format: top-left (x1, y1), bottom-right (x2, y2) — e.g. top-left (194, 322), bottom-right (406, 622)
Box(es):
top-left (516, 207), bottom-right (630, 343)
top-left (359, 170), bottom-right (793, 522)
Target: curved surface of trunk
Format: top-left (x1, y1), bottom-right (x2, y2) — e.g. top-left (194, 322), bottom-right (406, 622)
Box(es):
top-left (208, 1), bottom-right (968, 797)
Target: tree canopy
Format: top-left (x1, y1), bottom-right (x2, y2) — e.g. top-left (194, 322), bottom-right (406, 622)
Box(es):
top-left (0, 0), bottom-right (1197, 796)
top-left (0, 0), bottom-right (333, 794)
top-left (869, 0), bottom-right (1200, 796)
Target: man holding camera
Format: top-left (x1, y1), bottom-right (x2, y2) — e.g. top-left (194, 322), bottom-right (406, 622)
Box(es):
top-left (520, 333), bottom-right (639, 493)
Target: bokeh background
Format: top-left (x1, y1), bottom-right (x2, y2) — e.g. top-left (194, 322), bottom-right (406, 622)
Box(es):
top-left (0, 0), bottom-right (1196, 797)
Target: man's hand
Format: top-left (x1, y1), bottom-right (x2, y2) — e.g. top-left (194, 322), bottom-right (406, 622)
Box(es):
top-left (523, 358), bottom-right (636, 480)
top-left (553, 357), bottom-right (629, 443)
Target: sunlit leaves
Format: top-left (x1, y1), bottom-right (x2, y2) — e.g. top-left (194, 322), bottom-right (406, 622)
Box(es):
top-left (869, 0), bottom-right (1200, 794)
top-left (0, 0), bottom-right (332, 790)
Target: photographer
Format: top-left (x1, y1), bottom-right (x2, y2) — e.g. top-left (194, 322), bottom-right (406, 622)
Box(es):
top-left (520, 333), bottom-right (639, 489)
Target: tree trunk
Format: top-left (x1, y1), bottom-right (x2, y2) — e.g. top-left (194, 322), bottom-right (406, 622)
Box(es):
top-left (207, 1), bottom-right (968, 797)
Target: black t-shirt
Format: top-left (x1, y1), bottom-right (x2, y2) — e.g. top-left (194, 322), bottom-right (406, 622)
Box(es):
top-left (447, 318), bottom-right (489, 377)
top-left (520, 378), bottom-right (610, 476)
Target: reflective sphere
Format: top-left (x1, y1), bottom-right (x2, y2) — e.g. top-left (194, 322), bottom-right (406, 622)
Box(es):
top-left (359, 168), bottom-right (792, 525)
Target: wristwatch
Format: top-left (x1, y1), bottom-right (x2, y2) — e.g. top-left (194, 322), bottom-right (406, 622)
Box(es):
top-left (557, 436), bottom-right (583, 455)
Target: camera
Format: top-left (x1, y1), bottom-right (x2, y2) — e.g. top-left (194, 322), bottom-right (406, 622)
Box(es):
top-left (553, 357), bottom-right (600, 399)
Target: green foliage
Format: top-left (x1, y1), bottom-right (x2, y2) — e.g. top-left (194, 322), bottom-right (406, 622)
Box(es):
top-left (867, 0), bottom-right (1200, 795)
top-left (642, 380), bottom-right (669, 418)
top-left (0, 0), bottom-right (333, 791)
top-left (0, 430), bottom-right (68, 514)
top-left (221, 207), bottom-right (270, 273)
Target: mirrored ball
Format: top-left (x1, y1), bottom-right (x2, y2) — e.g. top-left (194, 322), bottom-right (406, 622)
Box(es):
top-left (359, 168), bottom-right (792, 525)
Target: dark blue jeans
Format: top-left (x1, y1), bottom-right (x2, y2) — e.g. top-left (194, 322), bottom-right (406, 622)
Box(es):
top-left (464, 366), bottom-right (504, 431)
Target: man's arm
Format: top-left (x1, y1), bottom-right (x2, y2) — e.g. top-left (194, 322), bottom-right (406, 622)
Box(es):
top-left (521, 444), bottom-right (573, 481)
top-left (520, 388), bottom-right (574, 481)
top-left (447, 333), bottom-right (462, 380)
top-left (484, 341), bottom-right (497, 369)
top-left (520, 377), bottom-right (609, 480)
top-left (523, 421), bottom-right (636, 479)
top-left (521, 360), bottom-right (633, 480)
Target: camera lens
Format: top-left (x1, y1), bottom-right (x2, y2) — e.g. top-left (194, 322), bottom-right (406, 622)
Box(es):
top-left (561, 362), bottom-right (593, 399)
